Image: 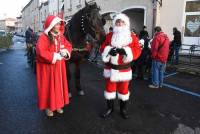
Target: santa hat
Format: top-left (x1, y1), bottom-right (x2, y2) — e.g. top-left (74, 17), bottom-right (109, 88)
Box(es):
top-left (113, 13), bottom-right (130, 28)
top-left (44, 15), bottom-right (64, 35)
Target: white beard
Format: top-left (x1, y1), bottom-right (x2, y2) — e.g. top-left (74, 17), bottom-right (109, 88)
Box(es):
top-left (111, 26), bottom-right (132, 48)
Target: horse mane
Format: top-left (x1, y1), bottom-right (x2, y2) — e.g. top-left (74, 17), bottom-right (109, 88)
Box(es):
top-left (64, 2), bottom-right (101, 48)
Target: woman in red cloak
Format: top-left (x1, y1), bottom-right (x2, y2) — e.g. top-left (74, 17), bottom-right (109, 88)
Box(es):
top-left (36, 15), bottom-right (72, 117)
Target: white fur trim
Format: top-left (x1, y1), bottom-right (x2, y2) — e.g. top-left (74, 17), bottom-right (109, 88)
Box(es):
top-left (104, 91), bottom-right (116, 100)
top-left (123, 46), bottom-right (133, 63)
top-left (102, 46), bottom-right (112, 63)
top-left (139, 39), bottom-right (144, 47)
top-left (103, 69), bottom-right (111, 78)
top-left (110, 69), bottom-right (132, 82)
top-left (52, 52), bottom-right (58, 64)
top-left (118, 92), bottom-right (130, 101)
top-left (44, 17), bottom-right (62, 35)
top-left (113, 13), bottom-right (130, 28)
top-left (110, 54), bottom-right (119, 65)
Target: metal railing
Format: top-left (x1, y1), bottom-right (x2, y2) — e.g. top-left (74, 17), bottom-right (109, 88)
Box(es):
top-left (178, 44), bottom-right (200, 68)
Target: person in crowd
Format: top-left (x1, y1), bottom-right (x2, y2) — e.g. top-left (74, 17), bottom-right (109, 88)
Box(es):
top-left (139, 25), bottom-right (149, 40)
top-left (149, 26), bottom-right (170, 88)
top-left (100, 13), bottom-right (141, 119)
top-left (25, 27), bottom-right (34, 58)
top-left (36, 15), bottom-right (72, 117)
top-left (135, 36), bottom-right (151, 80)
top-left (172, 27), bottom-right (182, 64)
top-left (25, 27), bottom-right (34, 45)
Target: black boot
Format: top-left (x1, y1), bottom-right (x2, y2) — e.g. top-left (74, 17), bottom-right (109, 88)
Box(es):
top-left (101, 99), bottom-right (114, 118)
top-left (120, 100), bottom-right (129, 119)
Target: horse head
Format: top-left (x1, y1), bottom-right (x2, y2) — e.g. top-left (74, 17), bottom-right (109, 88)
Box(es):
top-left (81, 2), bottom-right (106, 44)
top-left (64, 1), bottom-right (106, 50)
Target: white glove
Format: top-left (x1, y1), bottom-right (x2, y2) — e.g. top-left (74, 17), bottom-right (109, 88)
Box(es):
top-left (60, 49), bottom-right (69, 58)
top-left (52, 52), bottom-right (63, 64)
top-left (55, 53), bottom-right (63, 60)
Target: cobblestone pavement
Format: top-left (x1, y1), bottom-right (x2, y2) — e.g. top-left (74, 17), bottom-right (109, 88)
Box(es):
top-left (0, 40), bottom-right (199, 134)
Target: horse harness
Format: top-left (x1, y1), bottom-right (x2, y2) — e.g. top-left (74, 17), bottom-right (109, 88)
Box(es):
top-left (66, 10), bottom-right (99, 52)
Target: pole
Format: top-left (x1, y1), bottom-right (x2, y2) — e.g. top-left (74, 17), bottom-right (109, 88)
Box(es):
top-left (58, 0), bottom-right (59, 15)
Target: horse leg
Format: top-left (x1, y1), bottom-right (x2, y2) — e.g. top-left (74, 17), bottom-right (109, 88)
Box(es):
top-left (66, 61), bottom-right (72, 97)
top-left (74, 60), bottom-right (84, 95)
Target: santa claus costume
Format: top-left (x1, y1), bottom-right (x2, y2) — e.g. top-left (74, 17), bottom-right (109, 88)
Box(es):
top-left (36, 15), bottom-right (72, 116)
top-left (100, 13), bottom-right (141, 119)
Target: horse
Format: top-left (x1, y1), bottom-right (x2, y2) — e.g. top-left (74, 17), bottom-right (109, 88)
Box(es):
top-left (64, 1), bottom-right (106, 96)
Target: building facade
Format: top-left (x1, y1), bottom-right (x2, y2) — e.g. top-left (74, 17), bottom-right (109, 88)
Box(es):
top-left (21, 0), bottom-right (40, 33)
top-left (38, 1), bottom-right (49, 32)
top-left (15, 16), bottom-right (23, 33)
top-left (64, 0), bottom-right (154, 36)
top-left (0, 18), bottom-right (16, 33)
top-left (20, 0), bottom-right (199, 47)
top-left (156, 0), bottom-right (200, 47)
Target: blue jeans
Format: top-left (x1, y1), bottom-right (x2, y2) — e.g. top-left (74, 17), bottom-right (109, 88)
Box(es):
top-left (173, 43), bottom-right (181, 64)
top-left (151, 60), bottom-right (166, 87)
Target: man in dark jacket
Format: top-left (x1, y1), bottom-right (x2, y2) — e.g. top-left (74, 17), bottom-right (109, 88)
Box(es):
top-left (139, 26), bottom-right (149, 40)
top-left (172, 27), bottom-right (182, 64)
top-left (149, 26), bottom-right (170, 88)
top-left (25, 27), bottom-right (34, 44)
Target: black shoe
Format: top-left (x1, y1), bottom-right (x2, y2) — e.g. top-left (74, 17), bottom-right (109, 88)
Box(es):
top-left (120, 100), bottom-right (129, 119)
top-left (101, 109), bottom-right (113, 118)
top-left (100, 100), bottom-right (114, 118)
top-left (120, 109), bottom-right (129, 119)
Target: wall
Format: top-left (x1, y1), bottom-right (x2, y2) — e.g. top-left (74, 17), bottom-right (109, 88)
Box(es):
top-left (156, 0), bottom-right (184, 40)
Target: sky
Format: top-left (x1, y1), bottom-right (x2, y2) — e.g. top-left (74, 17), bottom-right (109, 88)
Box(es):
top-left (0, 0), bottom-right (30, 19)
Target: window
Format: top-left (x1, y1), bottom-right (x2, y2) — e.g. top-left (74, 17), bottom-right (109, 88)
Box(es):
top-left (185, 1), bottom-right (200, 12)
top-left (184, 0), bottom-right (200, 37)
top-left (184, 15), bottom-right (200, 37)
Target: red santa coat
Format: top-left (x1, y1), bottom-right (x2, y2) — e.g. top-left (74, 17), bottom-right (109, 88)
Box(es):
top-left (100, 32), bottom-right (141, 82)
top-left (36, 15), bottom-right (72, 111)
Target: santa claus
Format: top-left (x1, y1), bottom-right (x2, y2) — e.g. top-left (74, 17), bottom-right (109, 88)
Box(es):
top-left (100, 13), bottom-right (141, 119)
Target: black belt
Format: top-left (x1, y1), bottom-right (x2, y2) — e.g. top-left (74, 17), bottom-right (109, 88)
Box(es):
top-left (106, 63), bottom-right (131, 70)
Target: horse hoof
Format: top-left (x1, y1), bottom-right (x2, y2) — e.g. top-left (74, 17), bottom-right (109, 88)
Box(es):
top-left (68, 93), bottom-right (72, 98)
top-left (78, 90), bottom-right (85, 96)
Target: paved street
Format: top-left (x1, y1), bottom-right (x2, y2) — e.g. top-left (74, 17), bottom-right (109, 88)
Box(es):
top-left (0, 36), bottom-right (200, 134)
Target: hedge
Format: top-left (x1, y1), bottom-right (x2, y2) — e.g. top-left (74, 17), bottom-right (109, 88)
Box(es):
top-left (0, 33), bottom-right (13, 49)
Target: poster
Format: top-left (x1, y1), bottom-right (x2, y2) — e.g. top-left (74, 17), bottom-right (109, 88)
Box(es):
top-left (184, 15), bottom-right (200, 37)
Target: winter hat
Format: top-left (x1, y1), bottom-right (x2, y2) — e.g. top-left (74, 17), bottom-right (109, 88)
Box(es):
top-left (44, 15), bottom-right (63, 35)
top-left (113, 13), bottom-right (130, 28)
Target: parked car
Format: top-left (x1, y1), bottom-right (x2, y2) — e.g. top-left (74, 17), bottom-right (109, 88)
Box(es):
top-left (14, 32), bottom-right (25, 37)
top-left (0, 30), bottom-right (6, 37)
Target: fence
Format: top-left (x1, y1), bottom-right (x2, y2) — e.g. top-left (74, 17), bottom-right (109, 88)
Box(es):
top-left (178, 44), bottom-right (200, 68)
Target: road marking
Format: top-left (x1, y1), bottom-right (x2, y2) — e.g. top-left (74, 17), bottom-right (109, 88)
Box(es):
top-left (0, 62), bottom-right (3, 65)
top-left (137, 71), bottom-right (200, 98)
top-left (163, 83), bottom-right (200, 98)
top-left (163, 72), bottom-right (200, 98)
top-left (164, 72), bottom-right (178, 78)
